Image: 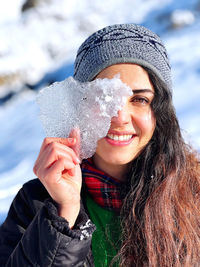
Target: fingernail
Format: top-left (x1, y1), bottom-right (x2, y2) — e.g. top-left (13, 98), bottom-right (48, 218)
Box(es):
top-left (76, 157), bottom-right (80, 164)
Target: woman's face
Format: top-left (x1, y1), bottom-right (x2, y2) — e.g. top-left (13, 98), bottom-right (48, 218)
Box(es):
top-left (93, 63), bottom-right (156, 167)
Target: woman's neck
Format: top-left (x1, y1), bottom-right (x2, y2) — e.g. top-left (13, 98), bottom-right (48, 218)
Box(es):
top-left (92, 155), bottom-right (129, 182)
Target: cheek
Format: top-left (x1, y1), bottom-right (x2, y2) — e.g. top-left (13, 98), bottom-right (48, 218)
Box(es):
top-left (95, 138), bottom-right (107, 157)
top-left (135, 110), bottom-right (156, 136)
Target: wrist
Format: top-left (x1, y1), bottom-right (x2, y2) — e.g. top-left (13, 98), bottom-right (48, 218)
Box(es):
top-left (58, 202), bottom-right (80, 228)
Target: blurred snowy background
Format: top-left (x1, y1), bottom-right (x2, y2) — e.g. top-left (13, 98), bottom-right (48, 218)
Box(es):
top-left (0, 0), bottom-right (200, 223)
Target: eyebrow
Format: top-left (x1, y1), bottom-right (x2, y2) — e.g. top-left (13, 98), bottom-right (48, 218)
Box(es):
top-left (132, 89), bottom-right (154, 94)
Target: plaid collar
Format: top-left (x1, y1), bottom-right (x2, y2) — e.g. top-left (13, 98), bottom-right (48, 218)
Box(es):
top-left (81, 157), bottom-right (125, 212)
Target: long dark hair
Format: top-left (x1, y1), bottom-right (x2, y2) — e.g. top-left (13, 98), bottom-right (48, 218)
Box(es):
top-left (116, 67), bottom-right (200, 266)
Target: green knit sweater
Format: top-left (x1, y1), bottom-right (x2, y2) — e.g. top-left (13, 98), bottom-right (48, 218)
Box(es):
top-left (85, 194), bottom-right (121, 267)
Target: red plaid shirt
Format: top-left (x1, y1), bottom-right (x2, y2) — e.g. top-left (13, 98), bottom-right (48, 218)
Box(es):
top-left (81, 157), bottom-right (125, 212)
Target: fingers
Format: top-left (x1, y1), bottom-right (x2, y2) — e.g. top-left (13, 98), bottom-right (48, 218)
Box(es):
top-left (33, 140), bottom-right (79, 177)
top-left (67, 168), bottom-right (75, 177)
top-left (69, 128), bottom-right (81, 159)
top-left (42, 157), bottom-right (76, 183)
top-left (45, 142), bottom-right (79, 165)
top-left (32, 130), bottom-right (83, 213)
top-left (33, 128), bottom-right (81, 180)
top-left (38, 137), bottom-right (76, 158)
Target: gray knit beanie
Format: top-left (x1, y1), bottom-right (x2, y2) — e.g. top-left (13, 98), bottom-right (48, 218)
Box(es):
top-left (73, 23), bottom-right (172, 89)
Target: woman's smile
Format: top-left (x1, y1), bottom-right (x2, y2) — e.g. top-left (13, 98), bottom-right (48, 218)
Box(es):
top-left (105, 131), bottom-right (137, 146)
top-left (93, 63), bottom-right (156, 176)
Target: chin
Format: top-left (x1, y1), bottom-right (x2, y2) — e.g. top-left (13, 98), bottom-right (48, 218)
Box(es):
top-left (101, 154), bottom-right (134, 166)
top-left (94, 143), bottom-right (143, 166)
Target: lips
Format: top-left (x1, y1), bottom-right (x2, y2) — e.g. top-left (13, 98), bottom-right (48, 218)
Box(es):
top-left (107, 130), bottom-right (136, 135)
top-left (105, 131), bottom-right (136, 146)
top-left (107, 133), bottom-right (133, 141)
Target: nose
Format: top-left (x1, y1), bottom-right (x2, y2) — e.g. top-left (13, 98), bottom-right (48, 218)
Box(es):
top-left (111, 105), bottom-right (130, 125)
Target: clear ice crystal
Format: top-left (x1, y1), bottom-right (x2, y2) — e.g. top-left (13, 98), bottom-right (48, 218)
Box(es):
top-left (36, 75), bottom-right (132, 160)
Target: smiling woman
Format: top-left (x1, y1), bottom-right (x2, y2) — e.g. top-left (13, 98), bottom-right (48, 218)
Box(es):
top-left (0, 23), bottom-right (200, 267)
top-left (93, 64), bottom-right (156, 180)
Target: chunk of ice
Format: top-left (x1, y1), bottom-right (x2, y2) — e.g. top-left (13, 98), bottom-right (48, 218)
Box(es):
top-left (36, 75), bottom-right (132, 160)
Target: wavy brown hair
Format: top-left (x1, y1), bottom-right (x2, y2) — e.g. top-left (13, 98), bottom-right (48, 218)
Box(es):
top-left (116, 67), bottom-right (200, 266)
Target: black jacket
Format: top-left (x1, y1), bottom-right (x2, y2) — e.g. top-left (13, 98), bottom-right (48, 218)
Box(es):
top-left (0, 179), bottom-right (96, 267)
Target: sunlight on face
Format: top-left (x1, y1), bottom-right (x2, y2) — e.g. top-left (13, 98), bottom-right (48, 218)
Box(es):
top-left (93, 63), bottom-right (156, 177)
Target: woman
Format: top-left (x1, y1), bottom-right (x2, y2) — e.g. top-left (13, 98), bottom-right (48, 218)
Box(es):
top-left (0, 23), bottom-right (200, 267)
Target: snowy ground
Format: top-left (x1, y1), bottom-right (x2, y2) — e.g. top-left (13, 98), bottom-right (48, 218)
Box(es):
top-left (0, 0), bottom-right (200, 223)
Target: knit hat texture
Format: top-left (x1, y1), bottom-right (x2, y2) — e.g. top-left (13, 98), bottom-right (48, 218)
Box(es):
top-left (74, 24), bottom-right (172, 89)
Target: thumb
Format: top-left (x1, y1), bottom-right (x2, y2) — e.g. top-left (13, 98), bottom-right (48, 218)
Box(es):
top-left (69, 128), bottom-right (80, 160)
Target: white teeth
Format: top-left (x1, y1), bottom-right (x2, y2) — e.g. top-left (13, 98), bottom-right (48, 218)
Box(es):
top-left (114, 135), bottom-right (119, 141)
top-left (118, 136), bottom-right (123, 141)
top-left (107, 134), bottom-right (133, 141)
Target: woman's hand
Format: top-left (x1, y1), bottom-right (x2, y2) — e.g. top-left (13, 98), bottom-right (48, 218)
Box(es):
top-left (33, 129), bottom-right (82, 228)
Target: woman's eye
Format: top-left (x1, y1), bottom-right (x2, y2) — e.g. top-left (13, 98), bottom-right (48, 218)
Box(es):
top-left (130, 96), bottom-right (149, 105)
